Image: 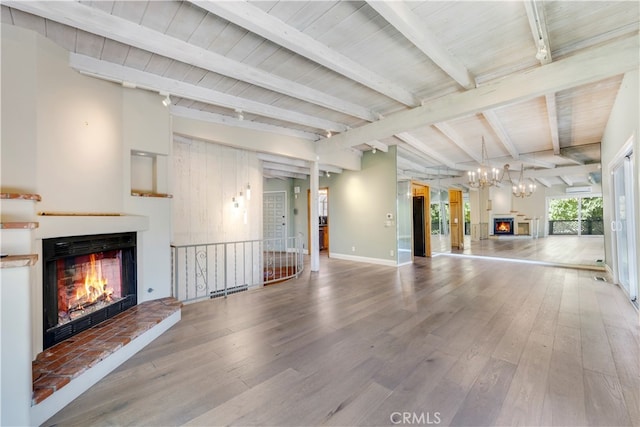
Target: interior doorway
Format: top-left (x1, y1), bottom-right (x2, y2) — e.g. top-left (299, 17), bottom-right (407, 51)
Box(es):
top-left (307, 187), bottom-right (329, 254)
top-left (413, 196), bottom-right (426, 257)
top-left (411, 182), bottom-right (431, 258)
top-left (449, 189), bottom-right (464, 249)
top-left (263, 191), bottom-right (287, 251)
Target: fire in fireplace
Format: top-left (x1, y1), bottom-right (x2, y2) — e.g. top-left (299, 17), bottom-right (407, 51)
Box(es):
top-left (43, 232), bottom-right (137, 349)
top-left (494, 218), bottom-right (514, 235)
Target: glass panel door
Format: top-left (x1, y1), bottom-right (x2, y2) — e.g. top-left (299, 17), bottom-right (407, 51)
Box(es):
top-left (611, 154), bottom-right (637, 304)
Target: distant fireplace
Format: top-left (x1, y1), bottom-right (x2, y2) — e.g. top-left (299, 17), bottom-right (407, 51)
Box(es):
top-left (494, 218), bottom-right (514, 235)
top-left (42, 232), bottom-right (137, 349)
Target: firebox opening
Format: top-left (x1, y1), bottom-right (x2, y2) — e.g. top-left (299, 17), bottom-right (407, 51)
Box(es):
top-left (493, 218), bottom-right (514, 235)
top-left (43, 232), bottom-right (137, 349)
top-left (56, 250), bottom-right (125, 326)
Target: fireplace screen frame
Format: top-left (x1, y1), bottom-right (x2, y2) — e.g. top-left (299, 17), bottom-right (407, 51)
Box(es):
top-left (42, 232), bottom-right (137, 349)
top-left (493, 218), bottom-right (515, 235)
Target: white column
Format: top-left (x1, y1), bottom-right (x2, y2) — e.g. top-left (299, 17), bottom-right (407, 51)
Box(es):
top-left (310, 161), bottom-right (320, 271)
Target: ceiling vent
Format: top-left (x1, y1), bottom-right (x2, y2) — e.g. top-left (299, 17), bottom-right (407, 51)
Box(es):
top-left (566, 186), bottom-right (592, 194)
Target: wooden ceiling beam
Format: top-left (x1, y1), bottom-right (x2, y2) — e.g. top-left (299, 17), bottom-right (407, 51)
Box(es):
top-left (525, 1), bottom-right (562, 155)
top-left (263, 169), bottom-right (308, 180)
top-left (7, 0), bottom-right (377, 122)
top-left (545, 94), bottom-right (561, 155)
top-left (321, 34), bottom-right (639, 150)
top-left (432, 123), bottom-right (481, 163)
top-left (367, 1), bottom-right (475, 90)
top-left (524, 0), bottom-right (552, 65)
top-left (191, 0), bottom-right (418, 107)
top-left (536, 177), bottom-right (553, 188)
top-left (428, 163), bottom-right (600, 187)
top-left (482, 110), bottom-right (520, 160)
top-left (394, 132), bottom-right (460, 170)
top-left (70, 53), bottom-right (345, 133)
top-left (171, 107), bottom-right (319, 141)
top-left (368, 140), bottom-right (389, 153)
top-left (560, 175), bottom-right (574, 186)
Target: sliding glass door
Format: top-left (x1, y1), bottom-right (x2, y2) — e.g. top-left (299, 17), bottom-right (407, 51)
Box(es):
top-left (611, 152), bottom-right (637, 305)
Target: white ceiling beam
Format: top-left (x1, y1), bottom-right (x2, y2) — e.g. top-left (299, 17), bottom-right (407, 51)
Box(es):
top-left (524, 0), bottom-right (552, 65)
top-left (525, 1), bottom-right (561, 155)
top-left (70, 54), bottom-right (345, 133)
top-left (368, 140), bottom-right (389, 153)
top-left (395, 132), bottom-right (460, 170)
top-left (318, 35), bottom-right (638, 151)
top-left (367, 1), bottom-right (475, 90)
top-left (319, 165), bottom-right (343, 174)
top-left (262, 162), bottom-right (310, 175)
top-left (536, 177), bottom-right (552, 188)
top-left (433, 122), bottom-right (482, 163)
top-left (545, 94), bottom-right (561, 155)
top-left (397, 157), bottom-right (461, 177)
top-left (427, 163), bottom-right (600, 187)
top-left (257, 153), bottom-right (309, 169)
top-left (482, 110), bottom-right (520, 159)
top-left (263, 169), bottom-right (308, 180)
top-left (192, 0), bottom-right (418, 107)
top-left (171, 106), bottom-right (319, 141)
top-left (7, 0), bottom-right (376, 122)
top-left (398, 144), bottom-right (446, 169)
top-left (517, 155), bottom-right (556, 169)
top-left (560, 175), bottom-right (573, 186)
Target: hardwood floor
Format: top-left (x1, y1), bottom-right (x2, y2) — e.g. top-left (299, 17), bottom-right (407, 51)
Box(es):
top-left (435, 235), bottom-right (605, 269)
top-left (45, 246), bottom-right (638, 426)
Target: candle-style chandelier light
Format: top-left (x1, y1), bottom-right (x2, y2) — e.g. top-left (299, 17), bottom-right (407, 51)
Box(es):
top-left (512, 164), bottom-right (537, 198)
top-left (468, 137), bottom-right (501, 189)
top-left (467, 136), bottom-right (537, 197)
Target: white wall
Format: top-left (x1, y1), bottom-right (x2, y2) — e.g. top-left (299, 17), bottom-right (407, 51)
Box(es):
top-left (1, 24), bottom-right (173, 359)
top-left (172, 139), bottom-right (262, 245)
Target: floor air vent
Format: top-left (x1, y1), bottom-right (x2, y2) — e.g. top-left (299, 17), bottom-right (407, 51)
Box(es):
top-left (594, 276), bottom-right (607, 282)
top-left (210, 284), bottom-right (249, 299)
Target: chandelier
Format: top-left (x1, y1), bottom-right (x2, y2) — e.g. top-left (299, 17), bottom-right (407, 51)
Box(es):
top-left (512, 164), bottom-right (537, 198)
top-left (468, 137), bottom-right (501, 189)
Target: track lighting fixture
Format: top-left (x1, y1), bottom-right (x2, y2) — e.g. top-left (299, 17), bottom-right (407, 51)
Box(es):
top-left (161, 94), bottom-right (171, 107)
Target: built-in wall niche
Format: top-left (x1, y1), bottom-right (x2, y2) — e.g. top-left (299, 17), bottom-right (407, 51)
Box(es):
top-left (130, 150), bottom-right (171, 198)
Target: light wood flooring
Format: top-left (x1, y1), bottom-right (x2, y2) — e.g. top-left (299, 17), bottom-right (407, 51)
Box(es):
top-left (433, 235), bottom-right (605, 269)
top-left (46, 244), bottom-right (638, 426)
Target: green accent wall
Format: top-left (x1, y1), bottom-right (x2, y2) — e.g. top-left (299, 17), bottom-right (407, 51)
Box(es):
top-left (328, 146), bottom-right (398, 261)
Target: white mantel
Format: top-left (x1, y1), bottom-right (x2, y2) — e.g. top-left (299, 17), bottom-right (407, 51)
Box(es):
top-left (490, 213), bottom-right (536, 237)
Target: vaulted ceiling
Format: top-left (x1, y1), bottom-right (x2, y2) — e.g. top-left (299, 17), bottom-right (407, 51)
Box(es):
top-left (2, 1), bottom-right (639, 189)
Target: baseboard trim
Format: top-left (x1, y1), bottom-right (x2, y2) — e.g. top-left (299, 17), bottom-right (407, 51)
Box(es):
top-left (329, 252), bottom-right (397, 267)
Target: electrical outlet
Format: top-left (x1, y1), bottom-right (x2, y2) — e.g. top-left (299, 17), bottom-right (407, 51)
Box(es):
top-left (352, 246), bottom-right (356, 252)
top-left (389, 249), bottom-right (394, 257)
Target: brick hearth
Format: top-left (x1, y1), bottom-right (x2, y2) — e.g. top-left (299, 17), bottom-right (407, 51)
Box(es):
top-left (32, 297), bottom-right (182, 406)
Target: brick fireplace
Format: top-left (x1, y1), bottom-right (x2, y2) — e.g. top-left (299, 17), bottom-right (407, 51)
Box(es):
top-left (42, 232), bottom-right (138, 349)
top-left (23, 214), bottom-right (177, 426)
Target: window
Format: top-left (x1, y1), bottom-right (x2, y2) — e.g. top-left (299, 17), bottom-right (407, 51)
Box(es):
top-left (548, 196), bottom-right (603, 235)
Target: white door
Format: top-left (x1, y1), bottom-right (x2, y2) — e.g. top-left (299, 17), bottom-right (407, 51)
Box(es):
top-left (263, 191), bottom-right (287, 252)
top-left (611, 151), bottom-right (638, 305)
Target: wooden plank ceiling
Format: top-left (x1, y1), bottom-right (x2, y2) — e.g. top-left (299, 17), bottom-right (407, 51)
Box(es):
top-left (2, 0), bottom-right (639, 188)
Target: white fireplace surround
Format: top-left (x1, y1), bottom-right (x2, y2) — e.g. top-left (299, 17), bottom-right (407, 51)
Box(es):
top-left (32, 215), bottom-right (149, 356)
top-left (490, 213), bottom-right (534, 237)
